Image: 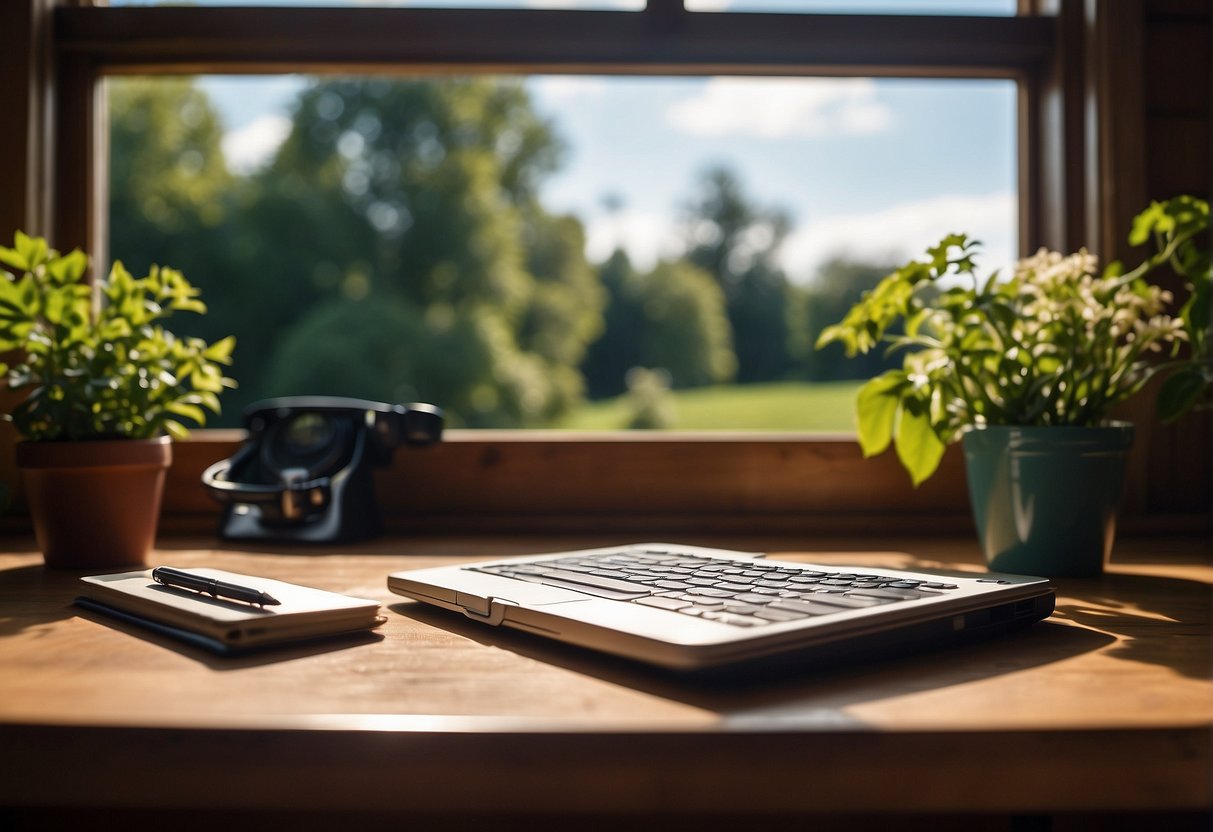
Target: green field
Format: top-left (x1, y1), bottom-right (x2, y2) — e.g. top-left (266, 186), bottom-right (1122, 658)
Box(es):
top-left (556, 380), bottom-right (864, 432)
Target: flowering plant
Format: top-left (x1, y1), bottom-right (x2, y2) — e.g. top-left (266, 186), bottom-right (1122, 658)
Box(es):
top-left (817, 196), bottom-right (1210, 485)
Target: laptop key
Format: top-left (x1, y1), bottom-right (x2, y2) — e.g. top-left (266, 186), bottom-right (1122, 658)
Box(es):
top-left (634, 596), bottom-right (692, 611)
top-left (701, 611), bottom-right (770, 627)
top-left (510, 575), bottom-right (648, 600)
top-left (723, 601), bottom-right (766, 614)
top-left (687, 587), bottom-right (733, 598)
top-left (536, 569), bottom-right (655, 595)
top-left (849, 587), bottom-right (937, 601)
top-left (811, 594), bottom-right (888, 609)
top-left (769, 598), bottom-right (857, 616)
top-left (753, 607), bottom-right (810, 622)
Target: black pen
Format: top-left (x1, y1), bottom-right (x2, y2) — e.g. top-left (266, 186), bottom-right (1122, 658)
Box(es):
top-left (151, 567), bottom-right (281, 607)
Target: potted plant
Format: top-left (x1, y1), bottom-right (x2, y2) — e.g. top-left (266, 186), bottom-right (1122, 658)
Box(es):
top-left (817, 196), bottom-right (1209, 577)
top-left (0, 232), bottom-right (235, 569)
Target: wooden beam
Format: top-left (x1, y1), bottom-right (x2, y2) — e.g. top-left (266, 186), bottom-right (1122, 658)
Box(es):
top-left (55, 7), bottom-right (1055, 78)
top-left (0, 0), bottom-right (55, 241)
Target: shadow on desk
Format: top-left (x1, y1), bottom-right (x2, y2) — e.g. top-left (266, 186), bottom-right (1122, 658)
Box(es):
top-left (393, 602), bottom-right (1112, 716)
top-left (1052, 572), bottom-right (1213, 680)
top-left (0, 565), bottom-right (80, 636)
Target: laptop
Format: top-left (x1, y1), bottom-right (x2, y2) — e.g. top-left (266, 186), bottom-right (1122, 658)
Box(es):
top-left (387, 542), bottom-right (1055, 671)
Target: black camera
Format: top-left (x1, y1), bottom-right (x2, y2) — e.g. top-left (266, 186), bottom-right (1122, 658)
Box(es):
top-left (202, 397), bottom-right (443, 543)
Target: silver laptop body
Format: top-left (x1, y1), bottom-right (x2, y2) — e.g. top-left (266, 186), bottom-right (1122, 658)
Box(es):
top-left (387, 542), bottom-right (1055, 671)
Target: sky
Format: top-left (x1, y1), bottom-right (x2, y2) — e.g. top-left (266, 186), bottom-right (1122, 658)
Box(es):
top-left (202, 73), bottom-right (1018, 284)
top-left (117, 0), bottom-right (1021, 284)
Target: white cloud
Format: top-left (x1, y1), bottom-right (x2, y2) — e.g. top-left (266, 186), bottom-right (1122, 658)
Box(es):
top-left (666, 77), bottom-right (893, 139)
top-left (221, 114), bottom-right (292, 175)
top-left (582, 192), bottom-right (1017, 282)
top-left (780, 191), bottom-right (1018, 283)
top-left (584, 209), bottom-right (684, 270)
top-left (528, 76), bottom-right (612, 106)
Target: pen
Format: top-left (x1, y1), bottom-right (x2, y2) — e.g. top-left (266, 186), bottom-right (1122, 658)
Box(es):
top-left (151, 567), bottom-right (281, 607)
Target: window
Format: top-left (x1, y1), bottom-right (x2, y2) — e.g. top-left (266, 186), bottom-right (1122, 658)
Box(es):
top-left (107, 73), bottom-right (1017, 431)
top-left (11, 0), bottom-right (1067, 529)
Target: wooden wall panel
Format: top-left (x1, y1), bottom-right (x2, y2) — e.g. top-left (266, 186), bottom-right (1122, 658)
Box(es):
top-left (1140, 0), bottom-right (1211, 520)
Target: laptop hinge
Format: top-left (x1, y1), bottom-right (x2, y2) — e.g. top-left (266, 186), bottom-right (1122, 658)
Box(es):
top-left (456, 593), bottom-right (516, 626)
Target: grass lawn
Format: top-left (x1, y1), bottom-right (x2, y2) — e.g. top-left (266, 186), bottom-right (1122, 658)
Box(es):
top-left (556, 380), bottom-right (864, 432)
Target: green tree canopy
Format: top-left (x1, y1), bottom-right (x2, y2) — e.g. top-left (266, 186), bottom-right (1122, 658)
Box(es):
top-left (109, 78), bottom-right (234, 266)
top-left (684, 166), bottom-right (796, 383)
top-left (581, 250), bottom-right (735, 395)
top-left (641, 259), bottom-right (737, 388)
top-left (244, 77), bottom-right (602, 427)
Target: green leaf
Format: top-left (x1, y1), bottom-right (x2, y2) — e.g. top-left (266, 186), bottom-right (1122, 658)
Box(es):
top-left (1157, 369), bottom-right (1209, 423)
top-left (163, 419), bottom-right (191, 440)
top-left (165, 400), bottom-right (207, 426)
top-left (0, 245), bottom-right (27, 272)
top-left (47, 249), bottom-right (88, 286)
top-left (202, 335), bottom-right (236, 363)
top-left (894, 405), bottom-right (946, 487)
top-left (1128, 203), bottom-right (1164, 247)
top-left (1182, 276), bottom-right (1210, 333)
top-left (170, 298), bottom-right (207, 315)
top-left (14, 232), bottom-right (48, 270)
top-left (855, 371), bottom-right (906, 457)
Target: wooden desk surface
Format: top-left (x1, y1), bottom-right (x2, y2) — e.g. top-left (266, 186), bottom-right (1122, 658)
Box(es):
top-left (0, 534), bottom-right (1209, 818)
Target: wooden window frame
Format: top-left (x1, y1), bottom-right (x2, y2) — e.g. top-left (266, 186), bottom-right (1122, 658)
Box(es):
top-left (7, 0), bottom-right (1198, 535)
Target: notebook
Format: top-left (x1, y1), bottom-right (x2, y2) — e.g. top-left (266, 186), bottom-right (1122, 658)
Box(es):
top-left (77, 568), bottom-right (384, 654)
top-left (387, 542), bottom-right (1055, 671)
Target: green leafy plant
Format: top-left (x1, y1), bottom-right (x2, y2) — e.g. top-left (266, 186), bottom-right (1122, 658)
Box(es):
top-left (0, 231), bottom-right (235, 441)
top-left (817, 195), bottom-right (1210, 486)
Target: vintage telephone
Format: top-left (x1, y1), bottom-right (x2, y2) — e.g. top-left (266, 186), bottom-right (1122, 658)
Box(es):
top-left (202, 396), bottom-right (443, 543)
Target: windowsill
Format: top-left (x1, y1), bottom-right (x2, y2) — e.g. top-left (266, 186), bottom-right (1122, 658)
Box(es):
top-left (40, 430), bottom-right (1195, 537)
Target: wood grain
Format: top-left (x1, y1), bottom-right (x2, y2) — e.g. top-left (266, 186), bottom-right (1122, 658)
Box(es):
top-left (0, 534), bottom-right (1208, 815)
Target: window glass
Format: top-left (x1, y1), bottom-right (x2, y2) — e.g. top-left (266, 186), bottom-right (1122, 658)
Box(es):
top-left (106, 0), bottom-right (1015, 11)
top-left (108, 0), bottom-right (645, 9)
top-left (107, 74), bottom-right (1015, 431)
top-left (686, 0), bottom-right (1017, 13)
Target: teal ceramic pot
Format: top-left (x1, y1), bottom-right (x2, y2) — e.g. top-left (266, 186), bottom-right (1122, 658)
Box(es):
top-left (962, 423), bottom-right (1134, 577)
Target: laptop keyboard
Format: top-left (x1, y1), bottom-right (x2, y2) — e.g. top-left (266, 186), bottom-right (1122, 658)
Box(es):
top-left (469, 546), bottom-right (959, 628)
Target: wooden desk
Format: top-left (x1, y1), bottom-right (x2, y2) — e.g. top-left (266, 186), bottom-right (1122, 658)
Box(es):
top-left (0, 534), bottom-right (1209, 828)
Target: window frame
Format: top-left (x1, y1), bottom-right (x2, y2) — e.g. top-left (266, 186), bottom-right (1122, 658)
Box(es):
top-left (8, 0), bottom-right (1159, 534)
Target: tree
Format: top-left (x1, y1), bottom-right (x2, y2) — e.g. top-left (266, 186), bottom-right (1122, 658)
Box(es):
top-left (684, 166), bottom-right (796, 383)
top-left (260, 294), bottom-right (565, 427)
top-left (233, 77), bottom-right (603, 426)
top-left (797, 256), bottom-right (907, 381)
top-left (581, 250), bottom-right (647, 398)
top-left (108, 77), bottom-right (234, 272)
top-left (640, 260), bottom-right (736, 388)
top-left (108, 77), bottom-right (250, 423)
top-left (581, 250), bottom-right (735, 396)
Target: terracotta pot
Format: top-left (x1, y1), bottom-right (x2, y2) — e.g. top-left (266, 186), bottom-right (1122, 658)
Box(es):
top-left (16, 437), bottom-right (172, 569)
